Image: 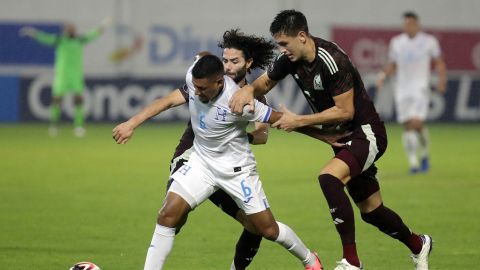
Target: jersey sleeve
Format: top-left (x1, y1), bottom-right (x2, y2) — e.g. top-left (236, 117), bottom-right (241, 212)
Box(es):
top-left (388, 38), bottom-right (398, 63)
top-left (323, 52), bottom-right (354, 96)
top-left (241, 99), bottom-right (272, 123)
top-left (429, 36), bottom-right (442, 59)
top-left (33, 31), bottom-right (59, 46)
top-left (80, 28), bottom-right (101, 44)
top-left (254, 95), bottom-right (268, 106)
top-left (267, 53), bottom-right (292, 81)
top-left (179, 84), bottom-right (189, 102)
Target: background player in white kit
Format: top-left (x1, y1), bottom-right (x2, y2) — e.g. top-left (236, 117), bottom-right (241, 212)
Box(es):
top-left (114, 54), bottom-right (324, 270)
top-left (377, 11), bottom-right (447, 173)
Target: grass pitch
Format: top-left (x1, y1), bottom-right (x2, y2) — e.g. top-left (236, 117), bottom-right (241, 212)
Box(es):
top-left (0, 123), bottom-right (479, 269)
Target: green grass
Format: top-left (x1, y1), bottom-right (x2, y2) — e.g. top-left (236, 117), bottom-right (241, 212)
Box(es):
top-left (1, 123), bottom-right (479, 269)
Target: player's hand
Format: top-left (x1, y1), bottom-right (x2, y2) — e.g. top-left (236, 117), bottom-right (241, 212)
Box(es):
top-left (272, 104), bottom-right (300, 132)
top-left (19, 26), bottom-right (36, 37)
top-left (112, 121), bottom-right (135, 144)
top-left (229, 85), bottom-right (255, 115)
top-left (375, 71), bottom-right (386, 90)
top-left (99, 16), bottom-right (113, 32)
top-left (436, 80), bottom-right (447, 94)
top-left (320, 132), bottom-right (352, 147)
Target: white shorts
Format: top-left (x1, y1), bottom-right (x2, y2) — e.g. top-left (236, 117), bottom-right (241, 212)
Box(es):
top-left (395, 93), bottom-right (429, 123)
top-left (168, 152), bottom-right (270, 215)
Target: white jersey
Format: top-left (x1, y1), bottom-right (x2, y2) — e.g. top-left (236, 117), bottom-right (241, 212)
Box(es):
top-left (388, 32), bottom-right (441, 98)
top-left (184, 64), bottom-right (272, 177)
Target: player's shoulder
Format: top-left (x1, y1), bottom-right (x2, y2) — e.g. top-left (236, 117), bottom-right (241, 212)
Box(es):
top-left (391, 33), bottom-right (407, 43)
top-left (315, 37), bottom-right (347, 74)
top-left (222, 75), bottom-right (240, 98)
top-left (419, 32), bottom-right (438, 43)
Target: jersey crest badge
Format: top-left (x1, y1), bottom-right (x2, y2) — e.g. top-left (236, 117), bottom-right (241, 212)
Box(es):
top-left (313, 74), bottom-right (324, 90)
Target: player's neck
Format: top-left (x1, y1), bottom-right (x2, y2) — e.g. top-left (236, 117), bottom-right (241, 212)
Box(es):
top-left (305, 38), bottom-right (317, 63)
top-left (237, 78), bottom-right (247, 88)
top-left (406, 30), bottom-right (420, 39)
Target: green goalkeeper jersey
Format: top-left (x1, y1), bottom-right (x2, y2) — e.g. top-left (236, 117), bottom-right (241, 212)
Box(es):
top-left (33, 28), bottom-right (101, 95)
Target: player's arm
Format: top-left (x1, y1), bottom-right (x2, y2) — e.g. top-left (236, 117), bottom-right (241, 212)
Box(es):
top-left (112, 89), bottom-right (187, 144)
top-left (434, 56), bottom-right (447, 93)
top-left (81, 17), bottom-right (112, 44)
top-left (376, 62), bottom-right (396, 90)
top-left (19, 27), bottom-right (57, 46)
top-left (229, 72), bottom-right (277, 115)
top-left (271, 89), bottom-right (354, 132)
top-left (248, 122), bottom-right (269, 145)
top-left (266, 110), bottom-right (346, 147)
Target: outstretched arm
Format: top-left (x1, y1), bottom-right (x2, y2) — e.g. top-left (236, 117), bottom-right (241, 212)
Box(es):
top-left (81, 17), bottom-right (112, 44)
top-left (112, 88), bottom-right (187, 144)
top-left (19, 26), bottom-right (58, 46)
top-left (272, 90), bottom-right (354, 132)
top-left (266, 110), bottom-right (347, 147)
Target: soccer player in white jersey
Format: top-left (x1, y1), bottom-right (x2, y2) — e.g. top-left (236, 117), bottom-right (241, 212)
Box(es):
top-left (377, 11), bottom-right (447, 173)
top-left (114, 53), bottom-right (324, 270)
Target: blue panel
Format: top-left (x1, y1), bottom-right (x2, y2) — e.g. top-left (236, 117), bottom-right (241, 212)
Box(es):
top-left (0, 76), bottom-right (20, 122)
top-left (0, 22), bottom-right (61, 65)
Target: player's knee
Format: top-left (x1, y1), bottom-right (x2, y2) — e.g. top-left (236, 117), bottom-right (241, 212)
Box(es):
top-left (318, 174), bottom-right (343, 193)
top-left (157, 207), bottom-right (186, 228)
top-left (260, 226), bottom-right (278, 241)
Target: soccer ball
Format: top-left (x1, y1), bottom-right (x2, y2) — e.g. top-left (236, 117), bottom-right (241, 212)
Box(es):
top-left (69, 262), bottom-right (101, 270)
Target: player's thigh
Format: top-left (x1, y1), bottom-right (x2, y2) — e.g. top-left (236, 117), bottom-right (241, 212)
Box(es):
top-left (334, 123), bottom-right (387, 179)
top-left (208, 189), bottom-right (241, 220)
top-left (217, 171), bottom-right (270, 216)
top-left (347, 165), bottom-right (380, 207)
top-left (157, 190), bottom-right (192, 227)
top-left (396, 95), bottom-right (428, 123)
top-left (169, 154), bottom-right (216, 210)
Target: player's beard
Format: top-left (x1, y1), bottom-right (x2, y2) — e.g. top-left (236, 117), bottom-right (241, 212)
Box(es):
top-left (228, 67), bottom-right (247, 84)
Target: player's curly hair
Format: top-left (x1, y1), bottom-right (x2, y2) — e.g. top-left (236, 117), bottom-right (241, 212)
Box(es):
top-left (218, 28), bottom-right (276, 71)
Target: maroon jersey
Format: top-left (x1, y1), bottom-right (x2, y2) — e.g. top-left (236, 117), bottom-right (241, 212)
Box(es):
top-left (267, 36), bottom-right (381, 132)
top-left (171, 85), bottom-right (268, 160)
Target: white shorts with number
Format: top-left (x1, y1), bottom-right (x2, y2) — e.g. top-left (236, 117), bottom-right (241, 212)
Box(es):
top-left (395, 92), bottom-right (429, 123)
top-left (168, 151), bottom-right (270, 215)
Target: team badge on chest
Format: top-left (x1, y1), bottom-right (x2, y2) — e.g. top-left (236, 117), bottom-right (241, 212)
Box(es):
top-left (313, 74), bottom-right (324, 90)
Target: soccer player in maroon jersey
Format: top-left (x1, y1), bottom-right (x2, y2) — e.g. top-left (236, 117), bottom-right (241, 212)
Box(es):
top-left (229, 10), bottom-right (432, 270)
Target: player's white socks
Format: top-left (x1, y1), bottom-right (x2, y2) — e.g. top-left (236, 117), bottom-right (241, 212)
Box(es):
top-left (274, 221), bottom-right (316, 267)
top-left (402, 130), bottom-right (419, 168)
top-left (143, 224), bottom-right (176, 270)
top-left (418, 127), bottom-right (430, 159)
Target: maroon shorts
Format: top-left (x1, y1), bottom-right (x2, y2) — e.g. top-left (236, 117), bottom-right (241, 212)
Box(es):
top-left (334, 122), bottom-right (388, 203)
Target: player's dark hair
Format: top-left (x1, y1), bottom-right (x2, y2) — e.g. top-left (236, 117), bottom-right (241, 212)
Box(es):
top-left (192, 54), bottom-right (224, 79)
top-left (403, 11), bottom-right (419, 20)
top-left (218, 28), bottom-right (276, 71)
top-left (269, 9), bottom-right (309, 37)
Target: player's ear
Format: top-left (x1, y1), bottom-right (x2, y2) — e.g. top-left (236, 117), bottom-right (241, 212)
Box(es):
top-left (245, 58), bottom-right (253, 70)
top-left (298, 31), bottom-right (307, 43)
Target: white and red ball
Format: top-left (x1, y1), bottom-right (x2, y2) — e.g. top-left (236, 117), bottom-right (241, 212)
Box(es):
top-left (69, 262), bottom-right (101, 270)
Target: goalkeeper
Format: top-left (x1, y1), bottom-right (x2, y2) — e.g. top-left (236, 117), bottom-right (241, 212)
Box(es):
top-left (20, 18), bottom-right (111, 137)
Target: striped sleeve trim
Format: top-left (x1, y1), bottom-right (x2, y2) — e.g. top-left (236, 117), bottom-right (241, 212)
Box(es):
top-left (317, 48), bottom-right (339, 75)
top-left (262, 107), bottom-right (272, 123)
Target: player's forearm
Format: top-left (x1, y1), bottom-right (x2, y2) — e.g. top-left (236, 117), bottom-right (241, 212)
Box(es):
top-left (250, 73), bottom-right (276, 96)
top-left (436, 59), bottom-right (447, 85)
top-left (128, 90), bottom-right (184, 128)
top-left (249, 123), bottom-right (269, 145)
top-left (294, 126), bottom-right (331, 142)
top-left (297, 106), bottom-right (354, 127)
